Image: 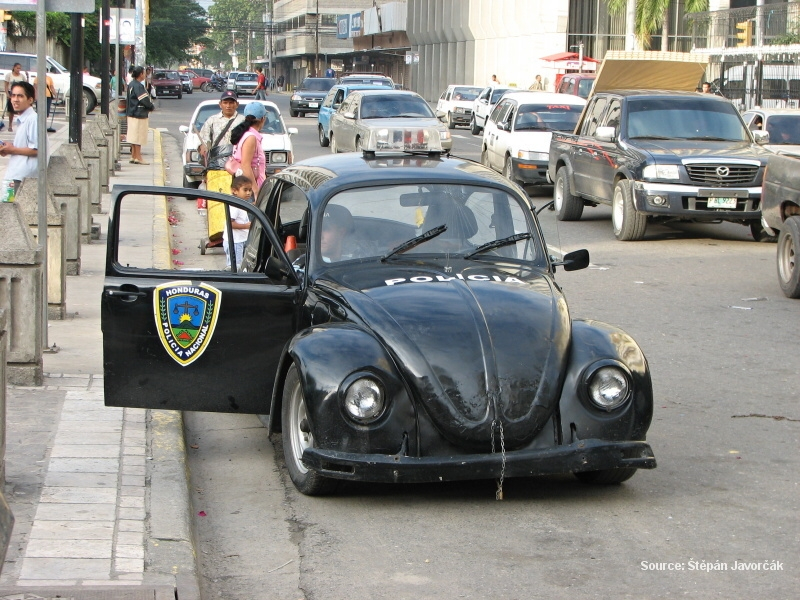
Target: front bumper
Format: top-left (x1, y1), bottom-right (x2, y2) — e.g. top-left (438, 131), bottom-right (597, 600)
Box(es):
top-left (447, 111), bottom-right (471, 125)
top-left (290, 98), bottom-right (324, 112)
top-left (512, 158), bottom-right (549, 183)
top-left (156, 86), bottom-right (181, 96)
top-left (632, 181), bottom-right (762, 220)
top-left (302, 438), bottom-right (656, 484)
top-left (183, 162), bottom-right (205, 182)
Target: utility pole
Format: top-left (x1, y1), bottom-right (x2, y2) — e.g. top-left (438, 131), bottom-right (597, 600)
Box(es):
top-left (101, 0), bottom-right (110, 115)
top-left (315, 0), bottom-right (319, 76)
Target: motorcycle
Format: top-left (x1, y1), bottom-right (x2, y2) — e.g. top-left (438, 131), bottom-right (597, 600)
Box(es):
top-left (201, 75), bottom-right (227, 93)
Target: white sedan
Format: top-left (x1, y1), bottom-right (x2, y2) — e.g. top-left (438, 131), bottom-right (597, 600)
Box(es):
top-left (179, 99), bottom-right (298, 189)
top-left (481, 91), bottom-right (586, 185)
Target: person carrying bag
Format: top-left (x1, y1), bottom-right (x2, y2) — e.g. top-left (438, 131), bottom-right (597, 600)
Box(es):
top-left (125, 66), bottom-right (155, 164)
top-left (198, 90), bottom-right (244, 174)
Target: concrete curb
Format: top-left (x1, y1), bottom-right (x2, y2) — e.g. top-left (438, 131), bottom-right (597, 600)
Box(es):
top-left (151, 129), bottom-right (172, 271)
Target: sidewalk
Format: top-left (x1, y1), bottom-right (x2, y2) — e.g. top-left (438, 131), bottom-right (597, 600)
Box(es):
top-left (0, 111), bottom-right (199, 598)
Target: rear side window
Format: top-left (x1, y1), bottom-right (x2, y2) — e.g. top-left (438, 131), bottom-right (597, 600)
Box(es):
top-left (581, 97), bottom-right (608, 137)
top-left (490, 99), bottom-right (512, 124)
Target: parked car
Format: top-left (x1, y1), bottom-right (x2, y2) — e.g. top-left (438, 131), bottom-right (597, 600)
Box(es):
top-left (742, 108), bottom-right (800, 156)
top-left (556, 73), bottom-right (596, 99)
top-left (481, 91), bottom-right (586, 186)
top-left (191, 68), bottom-right (215, 80)
top-left (760, 152), bottom-right (800, 297)
top-left (471, 86), bottom-right (516, 135)
top-left (436, 85), bottom-right (483, 129)
top-left (180, 69), bottom-right (211, 90)
top-left (179, 73), bottom-right (193, 94)
top-left (234, 72), bottom-right (259, 96)
top-left (178, 99), bottom-right (298, 188)
top-left (0, 51), bottom-right (102, 113)
top-left (102, 151), bottom-right (657, 495)
top-left (317, 83), bottom-right (380, 147)
top-left (290, 77), bottom-right (337, 117)
top-left (338, 73), bottom-right (394, 87)
top-left (151, 70), bottom-right (183, 99)
top-left (226, 71), bottom-right (240, 91)
top-left (548, 90), bottom-right (773, 241)
top-left (328, 89), bottom-right (452, 154)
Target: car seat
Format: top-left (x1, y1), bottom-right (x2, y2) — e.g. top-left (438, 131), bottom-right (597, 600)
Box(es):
top-left (422, 197), bottom-right (478, 243)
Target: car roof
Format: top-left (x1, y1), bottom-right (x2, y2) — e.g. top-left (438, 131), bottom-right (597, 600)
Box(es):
top-left (746, 108), bottom-right (800, 116)
top-left (500, 91), bottom-right (586, 104)
top-left (351, 89), bottom-right (422, 98)
top-left (598, 89), bottom-right (730, 101)
top-left (332, 84), bottom-right (385, 92)
top-left (277, 154), bottom-right (516, 210)
top-left (192, 98), bottom-right (282, 114)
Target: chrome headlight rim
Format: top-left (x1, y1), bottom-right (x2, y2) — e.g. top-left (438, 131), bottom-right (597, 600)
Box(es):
top-left (270, 151), bottom-right (289, 164)
top-left (642, 163), bottom-right (681, 181)
top-left (339, 371), bottom-right (387, 425)
top-left (580, 359), bottom-right (633, 413)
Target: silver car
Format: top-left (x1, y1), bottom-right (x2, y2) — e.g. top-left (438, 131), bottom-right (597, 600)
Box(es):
top-left (329, 90), bottom-right (452, 154)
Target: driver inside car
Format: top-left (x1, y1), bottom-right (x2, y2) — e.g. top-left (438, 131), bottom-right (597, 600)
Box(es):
top-left (320, 204), bottom-right (355, 262)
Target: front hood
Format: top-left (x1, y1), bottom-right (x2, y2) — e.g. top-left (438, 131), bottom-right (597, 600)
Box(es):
top-left (512, 130), bottom-right (554, 153)
top-left (316, 261), bottom-right (571, 449)
top-left (766, 144), bottom-right (800, 157)
top-left (633, 139), bottom-right (770, 163)
top-left (260, 135), bottom-right (291, 152)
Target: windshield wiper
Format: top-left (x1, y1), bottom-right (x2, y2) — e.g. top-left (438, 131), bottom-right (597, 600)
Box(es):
top-left (381, 225), bottom-right (447, 261)
top-left (628, 135), bottom-right (675, 140)
top-left (685, 136), bottom-right (738, 141)
top-left (464, 233), bottom-right (531, 259)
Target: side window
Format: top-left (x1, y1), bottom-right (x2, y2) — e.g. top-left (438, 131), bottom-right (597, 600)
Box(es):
top-left (480, 88), bottom-right (490, 101)
top-left (339, 95), bottom-right (354, 114)
top-left (334, 90), bottom-right (344, 105)
top-left (322, 89), bottom-right (336, 108)
top-left (603, 99), bottom-right (622, 133)
top-left (504, 103), bottom-right (516, 129)
top-left (581, 97), bottom-right (608, 137)
top-left (439, 91), bottom-right (446, 101)
top-left (489, 100), bottom-right (509, 124)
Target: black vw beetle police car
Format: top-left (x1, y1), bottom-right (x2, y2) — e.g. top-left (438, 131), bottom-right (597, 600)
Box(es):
top-left (102, 130), bottom-right (656, 495)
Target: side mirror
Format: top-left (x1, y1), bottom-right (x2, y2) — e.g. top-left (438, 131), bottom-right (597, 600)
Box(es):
top-left (287, 127), bottom-right (298, 135)
top-left (551, 249), bottom-right (590, 272)
top-left (753, 130), bottom-right (770, 145)
top-left (344, 112), bottom-right (356, 119)
top-left (333, 102), bottom-right (341, 109)
top-left (595, 126), bottom-right (616, 142)
top-left (179, 125), bottom-right (189, 134)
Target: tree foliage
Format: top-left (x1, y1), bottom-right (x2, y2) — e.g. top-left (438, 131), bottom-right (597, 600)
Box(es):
top-left (607, 0), bottom-right (709, 50)
top-left (206, 0), bottom-right (269, 70)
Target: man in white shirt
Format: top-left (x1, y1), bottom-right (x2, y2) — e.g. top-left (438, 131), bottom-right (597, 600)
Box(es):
top-left (198, 91), bottom-right (245, 171)
top-left (0, 81), bottom-right (38, 190)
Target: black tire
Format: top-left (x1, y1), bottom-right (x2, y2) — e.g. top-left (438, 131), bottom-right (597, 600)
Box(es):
top-left (318, 126), bottom-right (329, 147)
top-left (178, 91), bottom-right (182, 99)
top-left (200, 82), bottom-right (211, 93)
top-left (290, 109), bottom-right (298, 117)
top-left (199, 239), bottom-right (206, 255)
top-left (182, 175), bottom-right (201, 190)
top-left (574, 468), bottom-right (638, 484)
top-left (750, 220), bottom-right (778, 243)
top-left (554, 168), bottom-right (584, 221)
top-left (281, 365), bottom-right (337, 495)
top-left (612, 179), bottom-right (647, 241)
top-left (470, 115), bottom-right (482, 135)
top-left (777, 215), bottom-right (800, 298)
top-left (299, 112), bottom-right (305, 118)
top-left (480, 147), bottom-right (489, 168)
top-left (446, 112), bottom-right (455, 129)
top-left (503, 156), bottom-right (515, 183)
top-left (82, 89), bottom-right (96, 115)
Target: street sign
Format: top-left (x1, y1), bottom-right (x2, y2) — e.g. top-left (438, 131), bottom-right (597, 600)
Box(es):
top-left (0, 0), bottom-right (95, 11)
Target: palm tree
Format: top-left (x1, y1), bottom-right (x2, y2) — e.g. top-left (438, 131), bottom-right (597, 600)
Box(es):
top-left (608, 0), bottom-right (709, 51)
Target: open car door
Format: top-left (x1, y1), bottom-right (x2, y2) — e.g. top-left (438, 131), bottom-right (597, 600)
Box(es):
top-left (102, 185), bottom-right (299, 414)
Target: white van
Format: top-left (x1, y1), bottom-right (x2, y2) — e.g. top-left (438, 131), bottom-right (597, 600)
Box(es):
top-left (717, 64), bottom-right (800, 109)
top-left (0, 51), bottom-right (103, 114)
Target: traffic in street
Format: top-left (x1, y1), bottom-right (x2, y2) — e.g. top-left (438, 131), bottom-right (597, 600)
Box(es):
top-left (139, 89), bottom-right (798, 600)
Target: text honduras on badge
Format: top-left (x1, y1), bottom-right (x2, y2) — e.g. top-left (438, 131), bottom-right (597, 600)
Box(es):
top-left (154, 281), bottom-right (222, 366)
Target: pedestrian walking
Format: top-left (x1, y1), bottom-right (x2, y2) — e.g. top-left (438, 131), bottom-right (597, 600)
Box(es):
top-left (254, 67), bottom-right (268, 100)
top-left (229, 102), bottom-right (268, 192)
top-left (125, 66), bottom-right (155, 165)
top-left (3, 63), bottom-right (28, 132)
top-left (198, 90), bottom-right (245, 173)
top-left (0, 81), bottom-right (39, 191)
top-left (32, 73), bottom-right (57, 132)
top-left (528, 75), bottom-right (545, 91)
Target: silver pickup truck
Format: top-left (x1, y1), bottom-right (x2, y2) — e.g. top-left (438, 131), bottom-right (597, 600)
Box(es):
top-left (761, 153), bottom-right (800, 298)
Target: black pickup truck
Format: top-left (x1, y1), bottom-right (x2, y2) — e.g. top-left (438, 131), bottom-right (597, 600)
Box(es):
top-left (761, 152), bottom-right (800, 298)
top-left (547, 90), bottom-right (773, 241)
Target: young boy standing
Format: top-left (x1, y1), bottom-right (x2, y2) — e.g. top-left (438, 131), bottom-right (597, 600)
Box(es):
top-left (223, 175), bottom-right (254, 270)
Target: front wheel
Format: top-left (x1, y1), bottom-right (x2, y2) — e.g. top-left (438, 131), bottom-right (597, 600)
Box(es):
top-left (480, 147), bottom-right (489, 168)
top-left (554, 168), bottom-right (583, 221)
top-left (82, 89), bottom-right (96, 115)
top-left (200, 82), bottom-right (211, 93)
top-left (777, 215), bottom-right (800, 298)
top-left (503, 156), bottom-right (515, 183)
top-left (446, 112), bottom-right (455, 129)
top-left (470, 115), bottom-right (482, 135)
top-left (318, 126), bottom-right (329, 147)
top-left (750, 220), bottom-right (778, 243)
top-left (612, 179), bottom-right (647, 241)
top-left (330, 134), bottom-right (337, 154)
top-left (281, 365), bottom-right (337, 495)
top-left (574, 468), bottom-right (638, 484)
top-left (290, 109), bottom-right (298, 117)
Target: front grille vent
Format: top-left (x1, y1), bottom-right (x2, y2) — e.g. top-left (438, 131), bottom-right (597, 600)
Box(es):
top-left (685, 164), bottom-right (759, 186)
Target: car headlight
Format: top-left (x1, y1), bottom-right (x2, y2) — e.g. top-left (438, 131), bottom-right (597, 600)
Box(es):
top-left (439, 130), bottom-right (451, 141)
top-left (517, 150), bottom-right (549, 161)
top-left (343, 378), bottom-right (385, 423)
top-left (291, 94), bottom-right (301, 101)
top-left (189, 150), bottom-right (199, 163)
top-left (94, 82), bottom-right (102, 90)
top-left (584, 364), bottom-right (631, 411)
top-left (455, 107), bottom-right (465, 113)
top-left (643, 164), bottom-right (680, 180)
top-left (270, 151), bottom-right (288, 164)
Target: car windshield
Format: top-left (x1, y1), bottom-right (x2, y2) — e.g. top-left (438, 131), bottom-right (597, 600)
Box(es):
top-left (342, 77), bottom-right (392, 87)
top-left (360, 96), bottom-right (435, 118)
top-left (490, 88), bottom-right (511, 103)
top-left (765, 115), bottom-right (800, 145)
top-left (453, 87), bottom-right (482, 101)
top-left (192, 104), bottom-right (285, 135)
top-left (627, 97), bottom-right (750, 141)
top-left (317, 184), bottom-right (542, 265)
top-left (237, 73), bottom-right (258, 81)
top-left (155, 72), bottom-right (179, 81)
top-left (301, 78), bottom-right (336, 91)
top-left (515, 103), bottom-right (583, 132)
top-left (577, 79), bottom-right (595, 98)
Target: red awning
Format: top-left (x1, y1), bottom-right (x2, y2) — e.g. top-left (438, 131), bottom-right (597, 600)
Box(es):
top-left (540, 52), bottom-right (601, 63)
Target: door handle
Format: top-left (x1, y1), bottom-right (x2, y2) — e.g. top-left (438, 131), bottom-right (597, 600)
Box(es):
top-left (106, 289), bottom-right (146, 302)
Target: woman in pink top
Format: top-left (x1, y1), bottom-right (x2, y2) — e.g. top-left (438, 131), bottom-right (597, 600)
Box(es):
top-left (229, 102), bottom-right (267, 191)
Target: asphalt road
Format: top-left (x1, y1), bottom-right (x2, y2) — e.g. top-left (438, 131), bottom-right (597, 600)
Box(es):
top-left (150, 92), bottom-right (798, 600)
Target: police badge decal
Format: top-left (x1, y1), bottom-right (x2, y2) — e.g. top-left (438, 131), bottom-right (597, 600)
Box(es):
top-left (154, 281), bottom-right (222, 366)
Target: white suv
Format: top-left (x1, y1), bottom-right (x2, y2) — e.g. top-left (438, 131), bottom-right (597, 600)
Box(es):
top-left (435, 85), bottom-right (483, 129)
top-left (0, 52), bottom-right (102, 114)
top-left (471, 86), bottom-right (516, 135)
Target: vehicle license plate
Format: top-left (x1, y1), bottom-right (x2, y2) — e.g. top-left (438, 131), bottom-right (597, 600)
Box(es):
top-left (706, 197), bottom-right (737, 209)
top-left (309, 102), bottom-right (319, 108)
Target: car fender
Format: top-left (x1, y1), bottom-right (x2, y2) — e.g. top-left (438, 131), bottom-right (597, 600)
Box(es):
top-left (268, 324), bottom-right (416, 455)
top-left (558, 319), bottom-right (653, 444)
top-left (552, 155), bottom-right (578, 191)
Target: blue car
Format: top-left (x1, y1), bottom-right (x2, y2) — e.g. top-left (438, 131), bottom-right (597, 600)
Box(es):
top-left (317, 84), bottom-right (381, 147)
